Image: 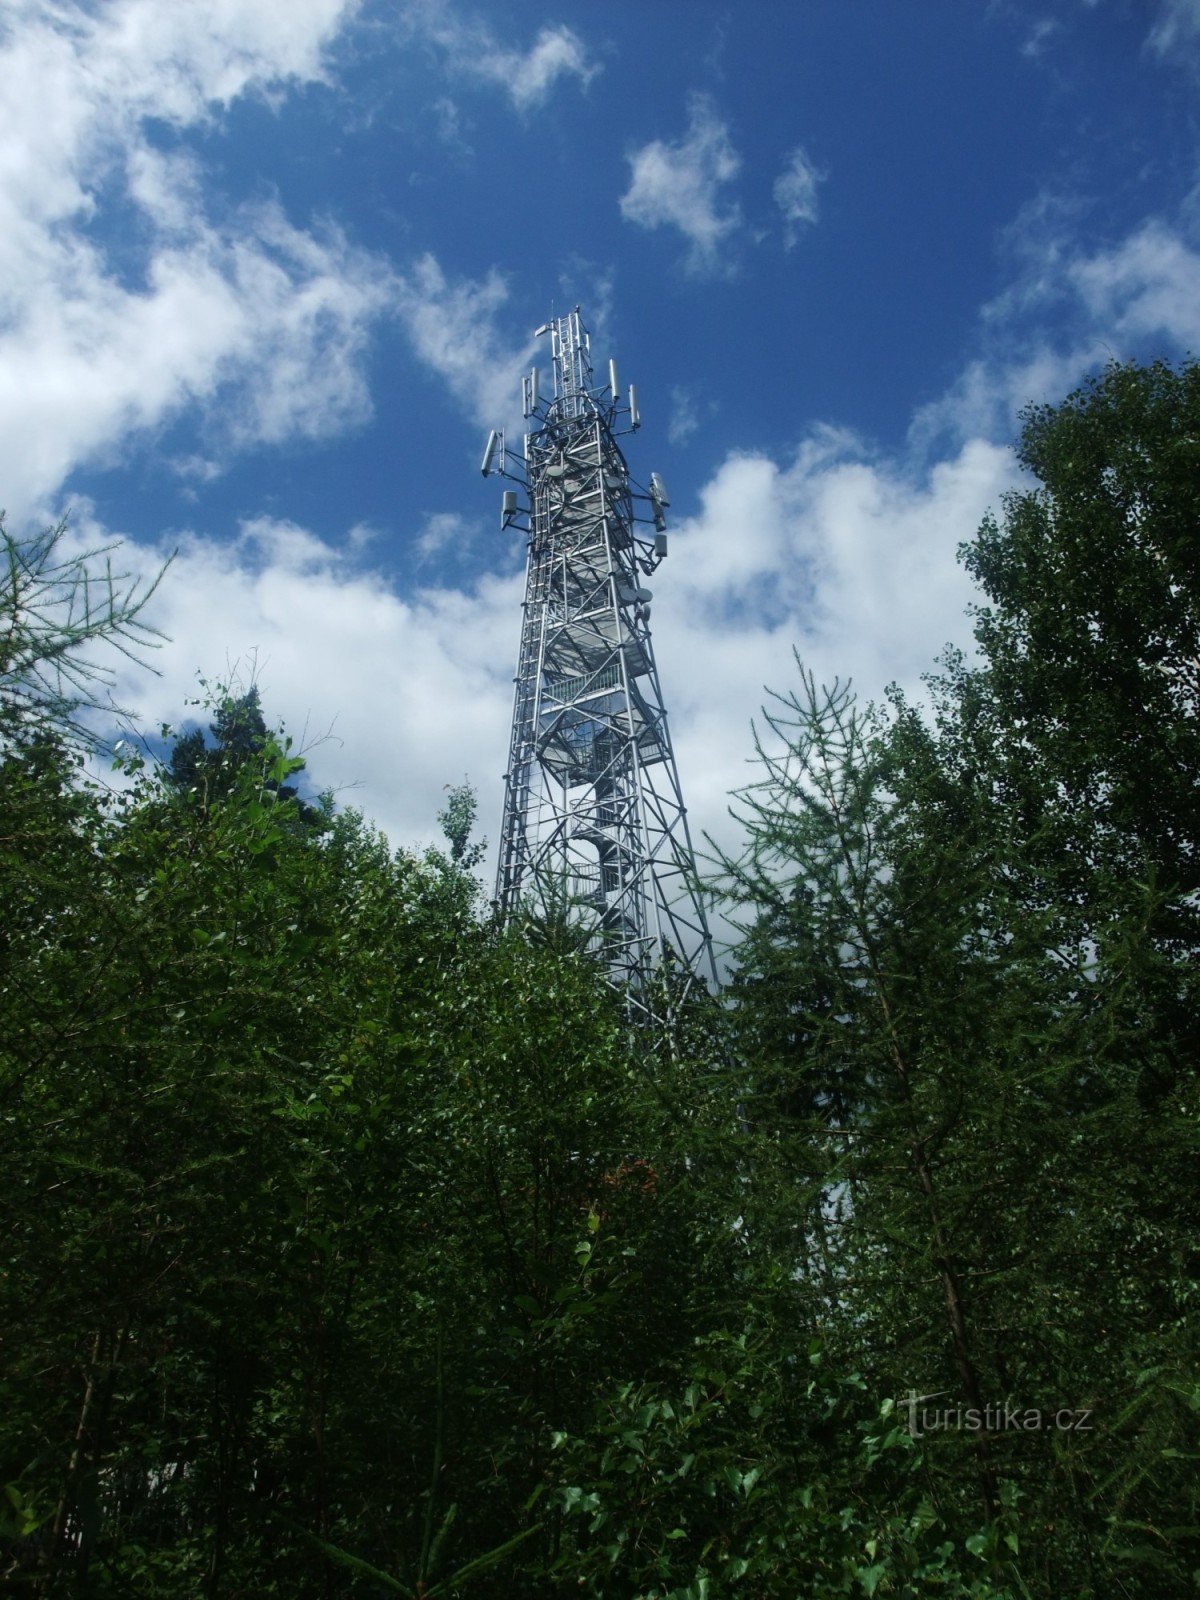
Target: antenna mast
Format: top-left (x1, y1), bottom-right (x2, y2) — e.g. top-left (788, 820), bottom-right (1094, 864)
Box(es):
top-left (482, 307), bottom-right (716, 1021)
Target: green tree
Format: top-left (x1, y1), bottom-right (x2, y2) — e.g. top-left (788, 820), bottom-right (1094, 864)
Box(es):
top-left (1, 687), bottom-right (728, 1597)
top-left (715, 360), bottom-right (1200, 1599)
top-left (0, 511), bottom-right (168, 753)
top-left (713, 668), bottom-right (1015, 1526)
top-left (166, 682), bottom-right (328, 830)
top-left (906, 357), bottom-right (1200, 1595)
top-left (962, 357), bottom-right (1200, 933)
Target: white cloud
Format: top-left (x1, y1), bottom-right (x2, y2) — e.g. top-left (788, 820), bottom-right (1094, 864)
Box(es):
top-left (773, 146), bottom-right (823, 248)
top-left (668, 388), bottom-right (701, 446)
top-left (641, 434), bottom-right (1015, 963)
top-left (0, 3), bottom-right (576, 538)
top-left (620, 95), bottom-right (742, 274)
top-left (0, 0), bottom-right (354, 241)
top-left (1148, 0), bottom-right (1200, 59)
top-left (82, 508), bottom-right (520, 855)
top-left (415, 509), bottom-right (477, 561)
top-left (1067, 220), bottom-right (1200, 344)
top-left (504, 25), bottom-right (600, 112)
top-left (557, 260), bottom-right (616, 350)
top-left (909, 345), bottom-right (1085, 458)
top-left (431, 95), bottom-right (472, 158)
top-left (1022, 18), bottom-right (1060, 59)
top-left (0, 0), bottom-right (396, 522)
top-left (406, 5), bottom-right (600, 113)
top-left (393, 254), bottom-right (537, 434)
top-left (912, 214), bottom-right (1200, 452)
top-left (659, 429), bottom-right (1010, 707)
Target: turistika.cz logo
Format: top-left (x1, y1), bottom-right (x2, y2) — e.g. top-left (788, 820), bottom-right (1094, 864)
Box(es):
top-left (904, 1391), bottom-right (1094, 1438)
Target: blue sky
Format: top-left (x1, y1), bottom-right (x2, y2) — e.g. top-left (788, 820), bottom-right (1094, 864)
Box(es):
top-left (3, 0), bottom-right (1199, 864)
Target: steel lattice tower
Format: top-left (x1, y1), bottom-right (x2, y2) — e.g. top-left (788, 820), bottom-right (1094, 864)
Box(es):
top-left (482, 307), bottom-right (716, 1019)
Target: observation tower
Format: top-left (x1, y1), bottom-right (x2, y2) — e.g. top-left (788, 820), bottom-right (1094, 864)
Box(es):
top-left (481, 307), bottom-right (715, 1020)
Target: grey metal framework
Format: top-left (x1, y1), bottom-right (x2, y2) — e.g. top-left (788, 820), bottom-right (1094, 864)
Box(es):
top-left (482, 307), bottom-right (716, 1019)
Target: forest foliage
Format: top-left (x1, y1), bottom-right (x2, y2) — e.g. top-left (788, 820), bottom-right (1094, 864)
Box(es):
top-left (2, 359), bottom-right (1197, 1597)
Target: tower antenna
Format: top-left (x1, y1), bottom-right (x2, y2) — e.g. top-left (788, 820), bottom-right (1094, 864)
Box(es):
top-left (482, 308), bottom-right (716, 1023)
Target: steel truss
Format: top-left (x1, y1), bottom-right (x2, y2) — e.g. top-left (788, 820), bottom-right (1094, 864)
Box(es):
top-left (483, 308), bottom-right (716, 1020)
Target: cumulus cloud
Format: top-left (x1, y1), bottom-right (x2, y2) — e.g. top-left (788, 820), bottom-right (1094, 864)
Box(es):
top-left (1021, 18), bottom-right (1060, 59)
top-left (82, 507), bottom-right (521, 855)
top-left (431, 96), bottom-right (473, 159)
top-left (623, 431), bottom-right (1012, 964)
top-left (912, 215), bottom-right (1200, 452)
top-left (1067, 220), bottom-right (1200, 344)
top-left (503, 25), bottom-right (600, 111)
top-left (620, 95), bottom-right (742, 274)
top-left (773, 145), bottom-right (824, 248)
top-left (415, 510), bottom-right (479, 562)
top-left (406, 4), bottom-right (600, 112)
top-left (653, 430), bottom-right (1013, 846)
top-left (0, 0), bottom-right (396, 522)
top-left (0, 2), bottom-right (585, 545)
top-left (668, 388), bottom-right (701, 446)
top-left (393, 254), bottom-right (538, 434)
top-left (1147, 0), bottom-right (1200, 60)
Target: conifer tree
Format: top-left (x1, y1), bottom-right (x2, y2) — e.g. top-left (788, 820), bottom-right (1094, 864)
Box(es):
top-left (0, 512), bottom-right (167, 753)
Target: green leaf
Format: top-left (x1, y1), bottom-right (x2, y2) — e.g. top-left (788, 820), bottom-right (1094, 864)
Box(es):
top-left (858, 1562), bottom-right (888, 1596)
